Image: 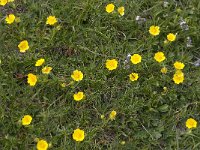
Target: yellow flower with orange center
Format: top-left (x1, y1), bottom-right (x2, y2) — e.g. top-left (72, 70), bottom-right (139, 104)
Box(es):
top-left (131, 54), bottom-right (142, 64)
top-left (167, 33), bottom-right (176, 42)
top-left (42, 66), bottom-right (52, 74)
top-left (149, 25), bottom-right (160, 36)
top-left (72, 128), bottom-right (85, 142)
top-left (18, 40), bottom-right (29, 53)
top-left (0, 0), bottom-right (7, 6)
top-left (5, 14), bottom-right (15, 24)
top-left (21, 115), bottom-right (32, 126)
top-left (186, 118), bottom-right (197, 129)
top-left (37, 140), bottom-right (48, 150)
top-left (109, 110), bottom-right (117, 120)
top-left (174, 61), bottom-right (185, 70)
top-left (71, 70), bottom-right (83, 81)
top-left (35, 58), bottom-right (45, 67)
top-left (154, 52), bottom-right (166, 63)
top-left (118, 7), bottom-right (124, 16)
top-left (106, 59), bottom-right (118, 70)
top-left (106, 3), bottom-right (115, 13)
top-left (173, 70), bottom-right (184, 84)
top-left (129, 73), bottom-right (139, 81)
top-left (73, 92), bottom-right (84, 101)
top-left (27, 73), bottom-right (37, 86)
top-left (46, 16), bottom-right (57, 25)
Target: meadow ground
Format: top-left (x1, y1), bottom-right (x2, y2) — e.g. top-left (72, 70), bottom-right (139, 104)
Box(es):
top-left (0, 0), bottom-right (200, 149)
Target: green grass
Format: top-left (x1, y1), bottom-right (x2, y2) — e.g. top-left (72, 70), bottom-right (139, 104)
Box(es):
top-left (0, 0), bottom-right (200, 149)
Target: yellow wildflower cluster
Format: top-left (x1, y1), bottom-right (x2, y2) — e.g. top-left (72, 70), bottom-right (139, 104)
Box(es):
top-left (1, 1), bottom-right (198, 149)
top-left (106, 3), bottom-right (125, 16)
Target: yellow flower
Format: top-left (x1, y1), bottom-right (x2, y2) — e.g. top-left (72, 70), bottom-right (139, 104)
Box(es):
top-left (109, 110), bottom-right (117, 120)
top-left (21, 115), bottom-right (32, 126)
top-left (73, 92), bottom-right (84, 101)
top-left (118, 7), bottom-right (124, 16)
top-left (46, 16), bottom-right (57, 25)
top-left (167, 33), bottom-right (176, 42)
top-left (174, 61), bottom-right (185, 70)
top-left (129, 73), bottom-right (139, 81)
top-left (42, 66), bottom-right (52, 74)
top-left (18, 40), bottom-right (29, 53)
top-left (163, 87), bottom-right (167, 92)
top-left (35, 58), bottom-right (45, 67)
top-left (154, 52), bottom-right (166, 63)
top-left (71, 70), bottom-right (83, 81)
top-left (120, 141), bottom-right (126, 145)
top-left (5, 14), bottom-right (15, 24)
top-left (72, 128), bottom-right (85, 142)
top-left (186, 118), bottom-right (197, 129)
top-left (27, 73), bottom-right (37, 86)
top-left (173, 70), bottom-right (184, 84)
top-left (106, 3), bottom-right (115, 13)
top-left (100, 115), bottom-right (105, 119)
top-left (161, 67), bottom-right (167, 74)
top-left (60, 83), bottom-right (66, 88)
top-left (106, 59), bottom-right (118, 70)
top-left (149, 25), bottom-right (160, 36)
top-left (0, 0), bottom-right (7, 6)
top-left (37, 140), bottom-right (48, 150)
top-left (130, 54), bottom-right (142, 64)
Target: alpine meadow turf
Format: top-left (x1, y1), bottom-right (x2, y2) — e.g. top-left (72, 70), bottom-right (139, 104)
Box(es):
top-left (0, 0), bottom-right (200, 149)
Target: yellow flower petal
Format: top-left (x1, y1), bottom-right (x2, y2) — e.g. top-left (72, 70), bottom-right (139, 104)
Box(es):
top-left (149, 25), bottom-right (160, 36)
top-left (5, 14), bottom-right (15, 24)
top-left (71, 70), bottom-right (83, 81)
top-left (37, 140), bottom-right (48, 150)
top-left (106, 59), bottom-right (118, 70)
top-left (106, 3), bottom-right (115, 13)
top-left (22, 115), bottom-right (32, 126)
top-left (72, 128), bottom-right (85, 142)
top-left (154, 52), bottom-right (166, 63)
top-left (46, 16), bottom-right (57, 25)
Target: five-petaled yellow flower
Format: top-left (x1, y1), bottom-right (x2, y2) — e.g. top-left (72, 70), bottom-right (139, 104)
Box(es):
top-left (71, 70), bottom-right (83, 81)
top-left (0, 0), bottom-right (7, 6)
top-left (22, 115), bottom-right (32, 126)
top-left (18, 40), bottom-right (29, 53)
top-left (129, 73), bottom-right (139, 81)
top-left (161, 67), bottom-right (167, 74)
top-left (72, 128), bottom-right (85, 142)
top-left (35, 58), bottom-right (45, 67)
top-left (118, 7), bottom-right (124, 16)
top-left (173, 70), bottom-right (184, 84)
top-left (109, 110), bottom-right (117, 120)
top-left (27, 73), bottom-right (37, 86)
top-left (154, 52), bottom-right (166, 63)
top-left (186, 118), bottom-right (197, 129)
top-left (106, 3), bottom-right (115, 13)
top-left (37, 139), bottom-right (48, 150)
top-left (131, 54), bottom-right (142, 64)
top-left (73, 92), bottom-right (84, 101)
top-left (46, 16), bottom-right (57, 25)
top-left (174, 61), bottom-right (185, 70)
top-left (42, 66), bottom-right (52, 74)
top-left (106, 59), bottom-right (118, 70)
top-left (149, 25), bottom-right (160, 36)
top-left (167, 33), bottom-right (176, 42)
top-left (5, 14), bottom-right (15, 24)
